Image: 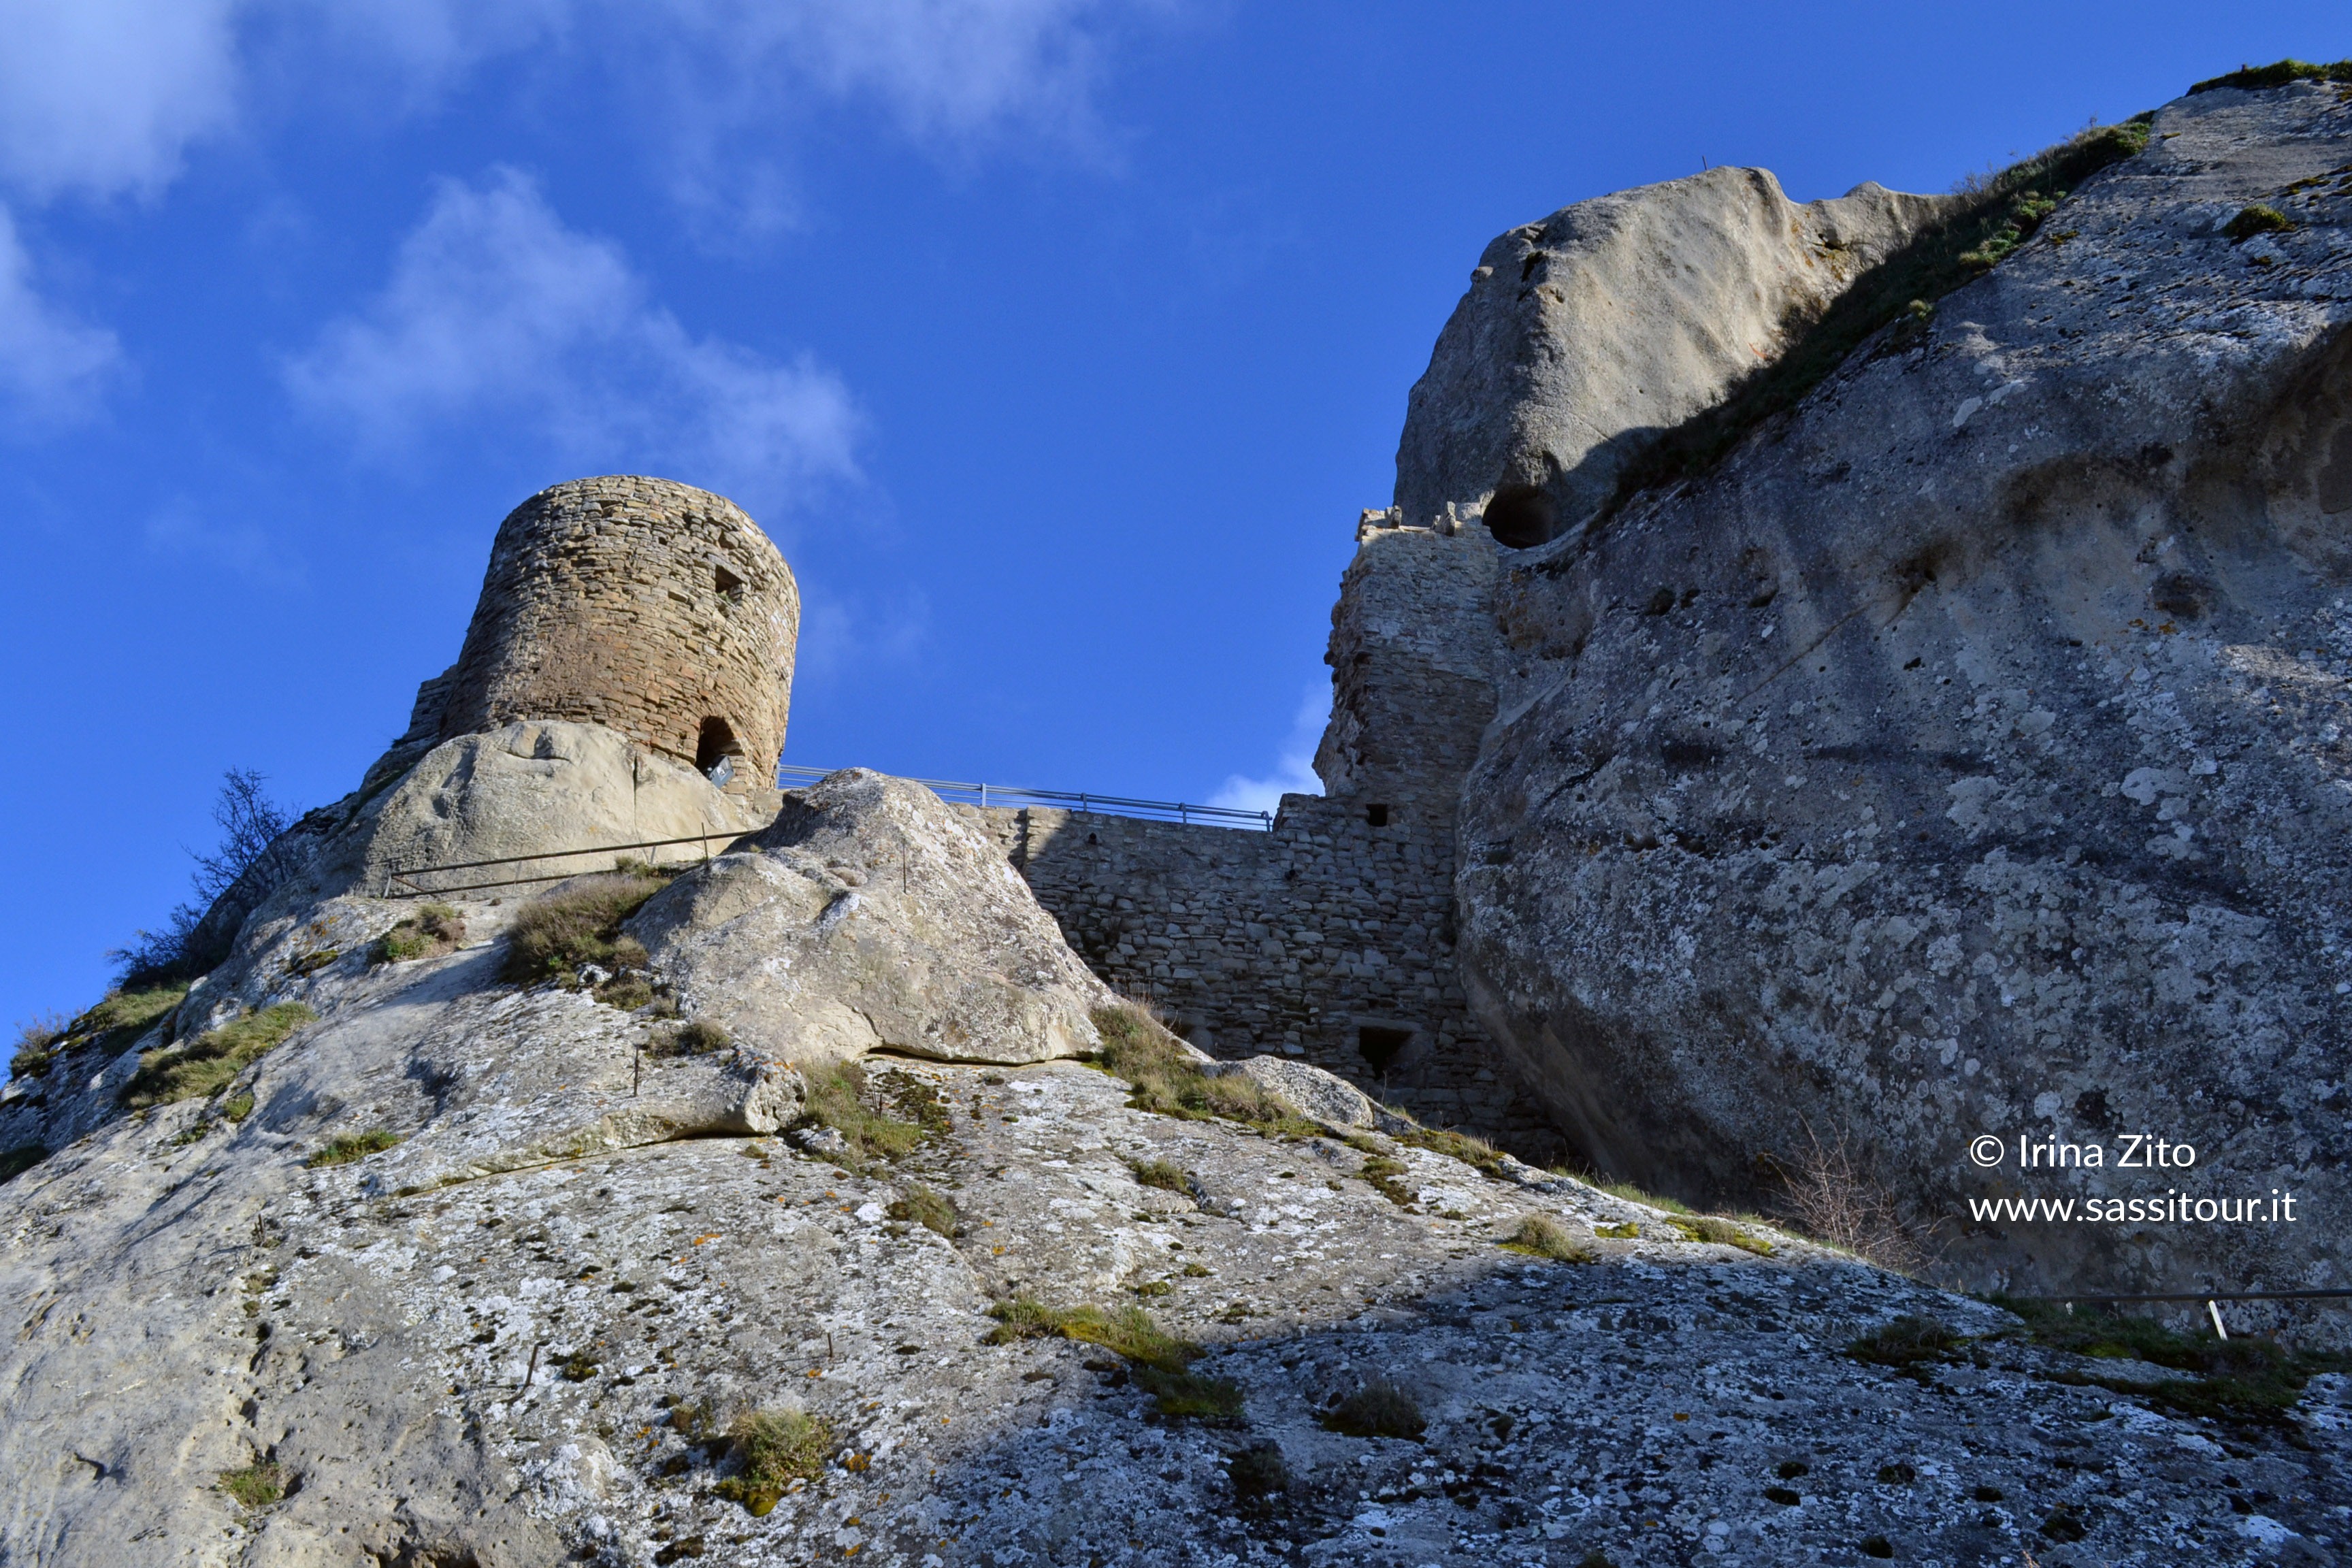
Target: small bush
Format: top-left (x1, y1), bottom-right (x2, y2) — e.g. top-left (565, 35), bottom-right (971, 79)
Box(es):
top-left (1670, 1215), bottom-right (1775, 1256)
top-left (502, 871), bottom-right (668, 990)
top-left (8, 1013), bottom-right (68, 1079)
top-left (2223, 203), bottom-right (2295, 242)
top-left (1091, 1004), bottom-right (1311, 1132)
top-left (374, 903), bottom-right (466, 964)
top-left (713, 1407), bottom-right (835, 1516)
top-left (1227, 1441), bottom-right (1290, 1502)
top-left (888, 1183), bottom-right (959, 1237)
top-left (798, 1061), bottom-right (927, 1166)
top-left (1134, 1365), bottom-right (1245, 1420)
top-left (1322, 1380), bottom-right (1425, 1440)
top-left (220, 1458), bottom-right (287, 1508)
top-left (222, 1092), bottom-right (256, 1123)
top-left (1501, 1214), bottom-right (1594, 1263)
top-left (1848, 1315), bottom-right (1963, 1370)
top-left (305, 1128), bottom-right (401, 1168)
top-left (2190, 58), bottom-right (2352, 95)
top-left (120, 1002), bottom-right (314, 1111)
top-left (0, 1144), bottom-right (48, 1185)
top-left (1770, 1126), bottom-right (1927, 1273)
top-left (647, 1017), bottom-right (732, 1058)
top-left (1129, 1158), bottom-right (1191, 1194)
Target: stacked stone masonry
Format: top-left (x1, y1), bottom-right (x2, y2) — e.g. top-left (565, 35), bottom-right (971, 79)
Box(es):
top-left (423, 475), bottom-right (800, 799)
top-left (959, 794), bottom-right (1563, 1161)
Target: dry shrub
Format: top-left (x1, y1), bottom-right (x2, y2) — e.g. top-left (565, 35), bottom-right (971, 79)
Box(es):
top-left (648, 1018), bottom-right (732, 1058)
top-left (1501, 1214), bottom-right (1594, 1263)
top-left (1771, 1125), bottom-right (1931, 1275)
top-left (713, 1407), bottom-right (834, 1516)
top-left (375, 903), bottom-right (466, 964)
top-left (502, 871), bottom-right (668, 988)
top-left (1322, 1380), bottom-right (1425, 1439)
top-left (887, 1182), bottom-right (959, 1237)
top-left (8, 1013), bottom-right (68, 1079)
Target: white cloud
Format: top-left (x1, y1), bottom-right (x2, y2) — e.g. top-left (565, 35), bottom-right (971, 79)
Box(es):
top-left (1209, 681), bottom-right (1327, 815)
top-left (0, 206), bottom-right (122, 432)
top-left (0, 0), bottom-right (244, 200)
top-left (283, 169), bottom-right (860, 512)
top-left (143, 497), bottom-right (303, 585)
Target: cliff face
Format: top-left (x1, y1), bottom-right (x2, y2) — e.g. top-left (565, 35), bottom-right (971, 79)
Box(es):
top-left (1392, 167), bottom-right (1950, 545)
top-left (1450, 80), bottom-right (2352, 1298)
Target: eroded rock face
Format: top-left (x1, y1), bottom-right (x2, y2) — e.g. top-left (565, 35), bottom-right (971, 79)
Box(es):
top-left (1454, 83), bottom-right (2352, 1299)
top-left (632, 768), bottom-right (1116, 1066)
top-left (1392, 167), bottom-right (1950, 544)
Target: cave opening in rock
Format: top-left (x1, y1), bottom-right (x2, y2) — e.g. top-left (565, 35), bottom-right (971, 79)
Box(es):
top-left (1484, 485), bottom-right (1556, 549)
top-left (1366, 803), bottom-right (1391, 827)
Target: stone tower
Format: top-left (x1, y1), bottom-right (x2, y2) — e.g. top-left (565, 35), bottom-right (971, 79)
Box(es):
top-left (411, 476), bottom-right (799, 791)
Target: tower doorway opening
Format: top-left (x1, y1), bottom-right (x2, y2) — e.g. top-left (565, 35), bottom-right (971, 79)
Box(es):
top-left (696, 716), bottom-right (741, 782)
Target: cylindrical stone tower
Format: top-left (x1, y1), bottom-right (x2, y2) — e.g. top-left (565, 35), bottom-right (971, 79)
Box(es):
top-left (434, 476), bottom-right (799, 787)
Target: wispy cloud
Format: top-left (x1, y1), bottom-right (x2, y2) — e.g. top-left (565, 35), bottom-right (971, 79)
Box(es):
top-left (794, 586), bottom-right (932, 689)
top-left (0, 0), bottom-right (245, 201)
top-left (0, 206), bottom-right (122, 434)
top-left (143, 497), bottom-right (304, 585)
top-left (283, 169), bottom-right (861, 514)
top-left (1209, 681), bottom-right (1327, 815)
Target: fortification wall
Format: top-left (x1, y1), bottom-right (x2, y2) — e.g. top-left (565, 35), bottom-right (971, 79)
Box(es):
top-left (958, 796), bottom-right (1564, 1159)
top-left (432, 476), bottom-right (799, 795)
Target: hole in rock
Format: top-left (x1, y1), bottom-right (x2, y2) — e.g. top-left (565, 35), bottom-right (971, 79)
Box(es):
top-left (1484, 485), bottom-right (1556, 549)
top-left (714, 563), bottom-right (744, 598)
top-left (1358, 1026), bottom-right (1414, 1071)
top-left (1366, 804), bottom-right (1391, 828)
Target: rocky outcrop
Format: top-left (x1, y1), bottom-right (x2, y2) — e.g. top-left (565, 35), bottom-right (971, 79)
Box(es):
top-left (1393, 167), bottom-right (1949, 545)
top-left (634, 768), bottom-right (1115, 1066)
top-left (1453, 81), bottom-right (2352, 1301)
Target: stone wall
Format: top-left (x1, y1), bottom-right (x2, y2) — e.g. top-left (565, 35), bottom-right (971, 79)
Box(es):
top-left (429, 476), bottom-right (799, 797)
top-left (958, 794), bottom-right (1565, 1160)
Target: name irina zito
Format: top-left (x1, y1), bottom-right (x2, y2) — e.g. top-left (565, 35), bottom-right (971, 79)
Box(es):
top-left (2014, 1134), bottom-right (2195, 1169)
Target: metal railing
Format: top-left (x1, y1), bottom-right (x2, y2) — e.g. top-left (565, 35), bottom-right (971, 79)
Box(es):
top-left (382, 830), bottom-right (757, 898)
top-left (775, 766), bottom-right (1273, 830)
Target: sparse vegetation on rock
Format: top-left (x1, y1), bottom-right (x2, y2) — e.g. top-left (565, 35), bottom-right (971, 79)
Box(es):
top-left (218, 1458), bottom-right (287, 1508)
top-left (305, 1128), bottom-right (402, 1167)
top-left (712, 1407), bottom-right (834, 1516)
top-left (120, 1002), bottom-right (314, 1110)
top-left (1321, 1379), bottom-right (1426, 1440)
top-left (502, 868), bottom-right (670, 999)
top-left (1500, 1214), bottom-right (1594, 1263)
top-left (1090, 1004), bottom-right (1311, 1133)
top-left (374, 902), bottom-right (466, 964)
top-left (887, 1182), bottom-right (958, 1237)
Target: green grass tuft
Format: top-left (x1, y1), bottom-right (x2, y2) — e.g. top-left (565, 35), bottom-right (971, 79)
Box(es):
top-left (1322, 1380), bottom-right (1425, 1439)
top-left (16, 983), bottom-right (191, 1081)
top-left (1849, 1315), bottom-right (1964, 1370)
top-left (2189, 59), bottom-right (2352, 95)
top-left (713, 1407), bottom-right (835, 1516)
top-left (1670, 1215), bottom-right (1776, 1256)
top-left (1356, 1153), bottom-right (1418, 1209)
top-left (1133, 1365), bottom-right (1245, 1420)
top-left (2223, 203), bottom-right (2296, 241)
top-left (220, 1458), bottom-right (287, 1508)
top-left (983, 1298), bottom-right (1234, 1419)
top-left (797, 1061), bottom-right (928, 1167)
top-left (1396, 1126), bottom-right (1510, 1179)
top-left (1128, 1158), bottom-right (1191, 1194)
top-left (305, 1128), bottom-right (401, 1168)
top-left (1500, 1214), bottom-right (1595, 1263)
top-left (887, 1182), bottom-right (959, 1237)
top-left (1090, 1004), bottom-right (1312, 1133)
top-left (120, 1002), bottom-right (314, 1110)
top-left (1593, 1179), bottom-right (1692, 1214)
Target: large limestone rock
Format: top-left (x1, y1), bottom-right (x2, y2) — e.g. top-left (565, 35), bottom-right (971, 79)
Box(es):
top-left (631, 768), bottom-right (1117, 1066)
top-left (1454, 82), bottom-right (2352, 1300)
top-left (1392, 166), bottom-right (1950, 544)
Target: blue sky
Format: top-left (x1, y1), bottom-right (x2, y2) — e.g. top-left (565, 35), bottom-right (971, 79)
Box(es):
top-left (0, 1), bottom-right (2339, 1028)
